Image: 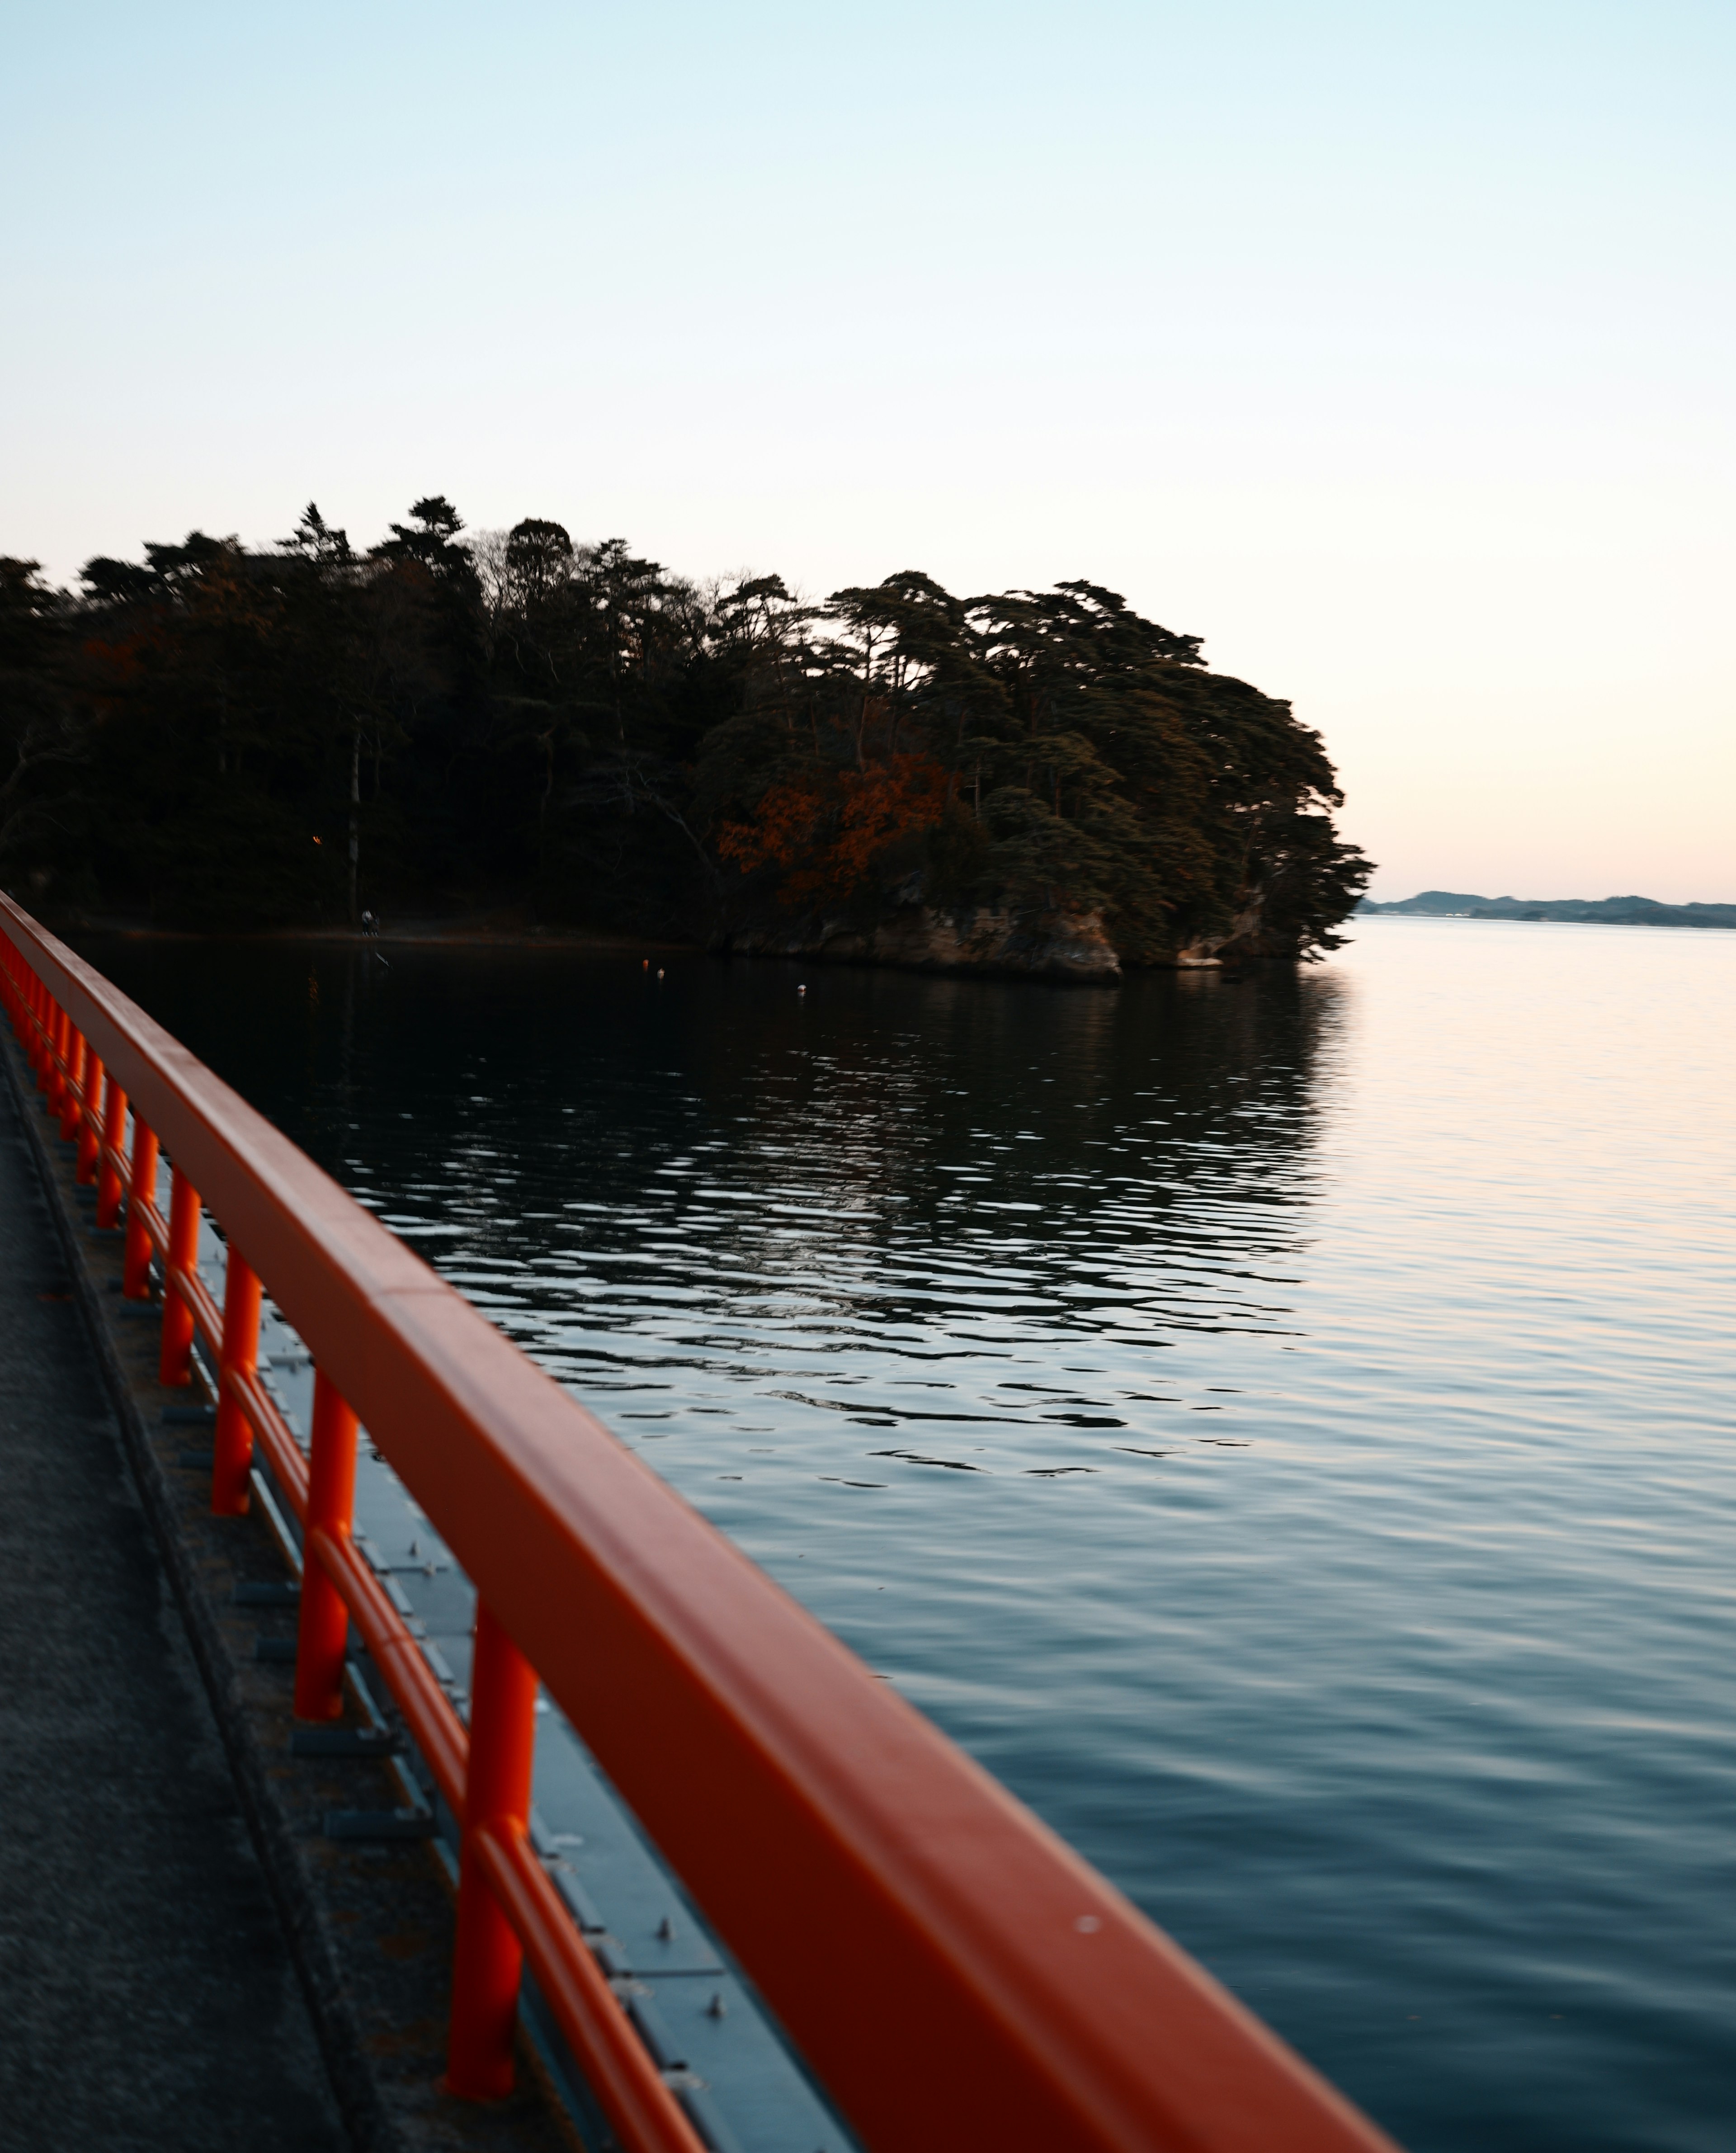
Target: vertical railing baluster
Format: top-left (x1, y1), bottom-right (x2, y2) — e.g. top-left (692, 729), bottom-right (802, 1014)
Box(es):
top-left (76, 1051), bottom-right (104, 1181)
top-left (96, 1079), bottom-right (127, 1229)
top-left (40, 1000), bottom-right (61, 1099)
top-left (59, 1025), bottom-right (85, 1142)
top-left (122, 1117), bottom-right (160, 1299)
top-left (295, 1372), bottom-right (359, 1721)
top-left (212, 1246), bottom-right (261, 1516)
top-left (447, 1603), bottom-right (539, 2101)
top-left (159, 1169), bottom-right (201, 1387)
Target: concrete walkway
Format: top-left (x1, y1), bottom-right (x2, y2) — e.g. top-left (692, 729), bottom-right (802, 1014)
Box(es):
top-left (0, 1067), bottom-right (344, 2148)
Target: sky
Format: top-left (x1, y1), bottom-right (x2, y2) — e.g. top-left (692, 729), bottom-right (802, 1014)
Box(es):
top-left (3, 2), bottom-right (1731, 901)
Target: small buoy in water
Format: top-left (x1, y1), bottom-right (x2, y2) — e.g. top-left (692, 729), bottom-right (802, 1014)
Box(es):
top-left (642, 958), bottom-right (648, 970)
top-left (797, 984), bottom-right (807, 996)
top-left (657, 968), bottom-right (665, 980)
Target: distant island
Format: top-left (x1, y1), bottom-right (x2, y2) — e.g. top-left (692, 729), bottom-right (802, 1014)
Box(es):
top-left (1359, 891), bottom-right (1736, 930)
top-left (0, 499), bottom-right (1372, 980)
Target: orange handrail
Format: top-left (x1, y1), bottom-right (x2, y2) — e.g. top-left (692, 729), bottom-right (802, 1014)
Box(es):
top-left (0, 897), bottom-right (1400, 2153)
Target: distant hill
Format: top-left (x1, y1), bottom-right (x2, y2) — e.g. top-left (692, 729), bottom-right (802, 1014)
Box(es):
top-left (1358, 891), bottom-right (1736, 930)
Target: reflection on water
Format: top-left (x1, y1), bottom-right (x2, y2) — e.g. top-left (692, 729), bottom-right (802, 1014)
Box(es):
top-left (82, 921), bottom-right (1736, 2153)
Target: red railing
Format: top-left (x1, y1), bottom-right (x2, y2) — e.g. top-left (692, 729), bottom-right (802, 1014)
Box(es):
top-left (0, 897), bottom-right (1400, 2153)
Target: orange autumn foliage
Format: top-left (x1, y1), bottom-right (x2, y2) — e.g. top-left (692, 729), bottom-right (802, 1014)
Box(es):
top-left (718, 754), bottom-right (950, 903)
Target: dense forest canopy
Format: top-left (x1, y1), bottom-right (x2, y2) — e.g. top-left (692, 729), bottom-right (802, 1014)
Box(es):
top-left (0, 499), bottom-right (1370, 965)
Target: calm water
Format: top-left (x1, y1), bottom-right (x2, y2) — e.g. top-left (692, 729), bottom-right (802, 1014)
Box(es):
top-left (80, 918), bottom-right (1735, 2152)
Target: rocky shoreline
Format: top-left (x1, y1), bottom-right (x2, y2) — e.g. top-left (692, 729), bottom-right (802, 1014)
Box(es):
top-left (718, 903), bottom-right (1124, 984)
top-left (713, 892), bottom-right (1302, 984)
top-left (51, 895), bottom-right (1312, 984)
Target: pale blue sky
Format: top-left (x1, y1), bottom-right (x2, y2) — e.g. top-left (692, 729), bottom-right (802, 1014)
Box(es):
top-left (4, 2), bottom-right (1731, 897)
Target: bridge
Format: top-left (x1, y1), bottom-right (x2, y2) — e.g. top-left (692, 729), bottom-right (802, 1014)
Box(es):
top-left (0, 895), bottom-right (1398, 2153)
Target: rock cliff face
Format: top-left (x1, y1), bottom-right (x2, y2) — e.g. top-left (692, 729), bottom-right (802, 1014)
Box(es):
top-left (716, 885), bottom-right (1321, 981)
top-left (717, 902), bottom-right (1123, 984)
top-left (1173, 896), bottom-right (1288, 967)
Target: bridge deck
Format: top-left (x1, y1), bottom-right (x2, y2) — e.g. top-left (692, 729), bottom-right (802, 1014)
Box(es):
top-left (0, 1062), bottom-right (345, 2149)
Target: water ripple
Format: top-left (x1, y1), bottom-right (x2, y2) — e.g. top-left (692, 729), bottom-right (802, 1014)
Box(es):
top-left (81, 919), bottom-right (1736, 2153)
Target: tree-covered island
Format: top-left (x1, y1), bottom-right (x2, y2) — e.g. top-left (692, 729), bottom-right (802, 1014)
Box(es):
top-left (1, 500), bottom-right (1371, 979)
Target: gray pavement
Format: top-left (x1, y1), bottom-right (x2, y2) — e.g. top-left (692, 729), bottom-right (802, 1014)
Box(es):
top-left (0, 1065), bottom-right (346, 2149)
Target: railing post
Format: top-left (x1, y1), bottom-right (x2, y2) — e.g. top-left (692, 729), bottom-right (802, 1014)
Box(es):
top-left (212, 1245), bottom-right (262, 1516)
top-left (122, 1116), bottom-right (160, 1298)
top-left (158, 1167), bottom-right (201, 1386)
top-left (59, 1025), bottom-right (86, 1142)
top-left (294, 1371), bottom-right (359, 1721)
top-left (96, 1079), bottom-right (128, 1228)
top-left (40, 1000), bottom-right (62, 1100)
top-left (447, 1601), bottom-right (539, 2101)
top-left (75, 1051), bottom-right (104, 1182)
